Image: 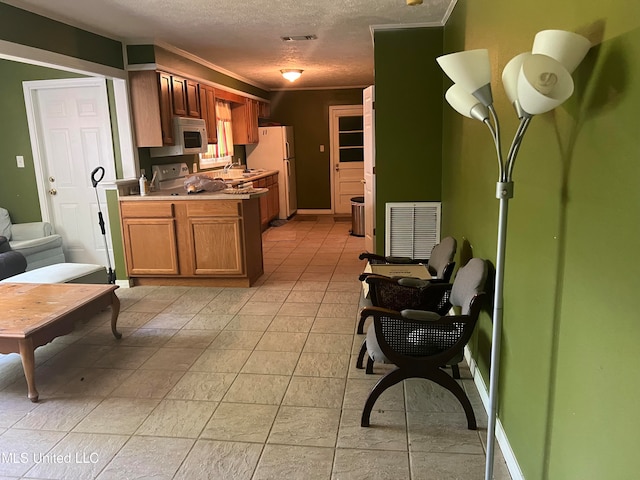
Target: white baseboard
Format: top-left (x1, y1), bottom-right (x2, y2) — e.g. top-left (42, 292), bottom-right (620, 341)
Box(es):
top-left (115, 279), bottom-right (132, 288)
top-left (464, 347), bottom-right (525, 480)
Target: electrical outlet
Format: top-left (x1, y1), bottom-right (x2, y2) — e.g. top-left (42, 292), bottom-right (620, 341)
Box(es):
top-left (319, 145), bottom-right (325, 152)
top-left (16, 155), bottom-right (24, 168)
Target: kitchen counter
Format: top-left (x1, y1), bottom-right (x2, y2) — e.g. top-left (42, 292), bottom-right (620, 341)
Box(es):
top-left (120, 187), bottom-right (268, 201)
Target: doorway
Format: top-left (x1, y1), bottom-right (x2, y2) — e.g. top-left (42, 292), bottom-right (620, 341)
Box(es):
top-left (329, 105), bottom-right (364, 215)
top-left (23, 77), bottom-right (117, 266)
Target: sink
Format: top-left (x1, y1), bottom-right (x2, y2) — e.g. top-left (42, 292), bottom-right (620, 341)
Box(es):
top-left (212, 170), bottom-right (247, 179)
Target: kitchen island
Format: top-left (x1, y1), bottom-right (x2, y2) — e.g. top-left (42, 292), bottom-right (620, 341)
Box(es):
top-left (118, 186), bottom-right (267, 287)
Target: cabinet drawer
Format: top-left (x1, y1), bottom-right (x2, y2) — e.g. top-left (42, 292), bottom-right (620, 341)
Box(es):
top-left (266, 175), bottom-right (276, 186)
top-left (186, 200), bottom-right (241, 217)
top-left (120, 201), bottom-right (174, 218)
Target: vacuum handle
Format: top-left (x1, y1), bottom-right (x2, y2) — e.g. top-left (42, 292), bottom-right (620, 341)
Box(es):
top-left (91, 166), bottom-right (105, 187)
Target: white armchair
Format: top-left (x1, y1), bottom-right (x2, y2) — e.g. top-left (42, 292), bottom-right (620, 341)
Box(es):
top-left (0, 207), bottom-right (65, 271)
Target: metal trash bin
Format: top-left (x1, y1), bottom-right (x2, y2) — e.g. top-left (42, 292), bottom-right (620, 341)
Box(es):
top-left (350, 196), bottom-right (365, 237)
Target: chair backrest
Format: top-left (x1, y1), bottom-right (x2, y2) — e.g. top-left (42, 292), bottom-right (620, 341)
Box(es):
top-left (0, 208), bottom-right (12, 240)
top-left (427, 236), bottom-right (457, 279)
top-left (450, 258), bottom-right (488, 315)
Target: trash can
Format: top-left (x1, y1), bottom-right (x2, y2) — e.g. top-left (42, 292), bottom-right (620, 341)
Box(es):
top-left (350, 196), bottom-right (365, 237)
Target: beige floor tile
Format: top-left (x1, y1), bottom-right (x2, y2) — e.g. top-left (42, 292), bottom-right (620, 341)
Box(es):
top-left (110, 369), bottom-right (185, 399)
top-left (332, 448), bottom-right (411, 480)
top-left (183, 312), bottom-right (234, 330)
top-left (338, 408), bottom-right (408, 451)
top-left (312, 316), bottom-right (357, 334)
top-left (237, 301), bottom-right (282, 316)
top-left (119, 328), bottom-right (177, 347)
top-left (113, 311), bottom-right (156, 329)
top-left (322, 291), bottom-right (362, 304)
top-left (254, 444), bottom-right (334, 480)
top-left (166, 371), bottom-right (237, 401)
top-left (43, 344), bottom-right (112, 370)
top-left (286, 290), bottom-right (326, 303)
top-left (327, 281), bottom-right (363, 292)
top-left (97, 435), bottom-right (193, 480)
top-left (25, 432), bottom-right (129, 479)
top-left (0, 429), bottom-right (65, 477)
top-left (224, 314), bottom-right (275, 331)
top-left (163, 329), bottom-right (220, 349)
top-left (222, 373), bottom-right (290, 404)
top-left (404, 378), bottom-right (466, 413)
top-left (292, 280), bottom-right (330, 291)
top-left (13, 397), bottom-right (102, 431)
top-left (255, 331), bottom-right (308, 352)
top-left (136, 399), bottom-right (216, 438)
top-left (173, 439), bottom-right (262, 480)
top-left (126, 298), bottom-right (174, 313)
top-left (407, 411), bottom-right (484, 454)
top-left (141, 312), bottom-right (195, 329)
top-left (299, 271), bottom-right (333, 282)
top-left (304, 333), bottom-right (354, 354)
top-left (278, 302), bottom-right (320, 317)
top-left (250, 288), bottom-right (291, 303)
top-left (201, 402), bottom-right (278, 443)
top-left (256, 279), bottom-right (296, 291)
top-left (209, 330), bottom-right (263, 350)
top-left (0, 396), bottom-right (39, 428)
top-left (410, 451), bottom-right (487, 480)
top-left (138, 347), bottom-right (204, 371)
top-left (54, 367), bottom-right (134, 397)
top-left (241, 350), bottom-right (300, 375)
top-left (74, 397), bottom-right (160, 434)
top-left (92, 345), bottom-right (158, 369)
top-left (317, 302), bottom-right (359, 318)
top-left (3, 364), bottom-right (82, 399)
top-left (268, 405), bottom-right (341, 447)
top-left (267, 315), bottom-right (315, 333)
top-left (283, 376), bottom-right (346, 409)
top-left (161, 297), bottom-right (210, 314)
top-left (189, 349), bottom-right (252, 373)
top-left (294, 352), bottom-right (350, 378)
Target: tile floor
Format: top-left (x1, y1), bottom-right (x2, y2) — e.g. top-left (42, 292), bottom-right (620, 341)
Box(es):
top-left (0, 216), bottom-right (511, 479)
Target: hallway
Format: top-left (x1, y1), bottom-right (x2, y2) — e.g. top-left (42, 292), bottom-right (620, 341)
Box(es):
top-left (0, 216), bottom-right (510, 479)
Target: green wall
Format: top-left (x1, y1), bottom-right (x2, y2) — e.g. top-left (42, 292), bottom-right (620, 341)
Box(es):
top-left (0, 60), bottom-right (85, 222)
top-left (270, 89), bottom-right (364, 209)
top-left (442, 1), bottom-right (640, 478)
top-left (373, 28), bottom-right (444, 254)
top-left (0, 3), bottom-right (123, 70)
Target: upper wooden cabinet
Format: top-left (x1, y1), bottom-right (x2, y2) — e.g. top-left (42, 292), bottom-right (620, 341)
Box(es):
top-left (171, 75), bottom-right (200, 118)
top-left (199, 84), bottom-right (218, 144)
top-left (258, 101), bottom-right (270, 119)
top-left (231, 98), bottom-right (259, 145)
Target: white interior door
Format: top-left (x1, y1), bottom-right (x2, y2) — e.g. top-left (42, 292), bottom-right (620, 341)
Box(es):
top-left (25, 78), bottom-right (116, 266)
top-left (330, 105), bottom-right (364, 215)
top-left (363, 86), bottom-right (375, 252)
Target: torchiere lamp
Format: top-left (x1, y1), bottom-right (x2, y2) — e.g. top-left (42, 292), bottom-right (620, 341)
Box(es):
top-left (436, 30), bottom-right (591, 480)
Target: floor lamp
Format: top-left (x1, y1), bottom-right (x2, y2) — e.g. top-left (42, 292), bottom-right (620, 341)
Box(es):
top-left (436, 30), bottom-right (590, 480)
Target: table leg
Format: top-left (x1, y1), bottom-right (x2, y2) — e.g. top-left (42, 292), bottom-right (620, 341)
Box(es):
top-left (18, 338), bottom-right (39, 402)
top-left (110, 291), bottom-right (122, 339)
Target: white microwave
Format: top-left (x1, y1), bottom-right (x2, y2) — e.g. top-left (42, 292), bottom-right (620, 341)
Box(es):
top-left (150, 117), bottom-right (208, 157)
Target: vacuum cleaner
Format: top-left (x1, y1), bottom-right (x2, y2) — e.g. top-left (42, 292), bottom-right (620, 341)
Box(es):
top-left (90, 166), bottom-right (116, 284)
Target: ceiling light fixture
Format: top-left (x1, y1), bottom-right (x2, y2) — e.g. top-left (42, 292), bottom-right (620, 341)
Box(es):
top-left (406, 0), bottom-right (423, 5)
top-left (280, 69), bottom-right (303, 82)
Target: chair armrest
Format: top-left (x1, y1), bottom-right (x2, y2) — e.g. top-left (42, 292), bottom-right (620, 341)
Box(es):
top-left (0, 236), bottom-right (10, 253)
top-left (397, 277), bottom-right (430, 288)
top-left (359, 252), bottom-right (387, 262)
top-left (400, 309), bottom-right (442, 322)
top-left (11, 222), bottom-right (54, 241)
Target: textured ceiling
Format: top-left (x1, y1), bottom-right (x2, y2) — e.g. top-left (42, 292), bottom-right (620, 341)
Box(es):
top-left (5, 0), bottom-right (456, 90)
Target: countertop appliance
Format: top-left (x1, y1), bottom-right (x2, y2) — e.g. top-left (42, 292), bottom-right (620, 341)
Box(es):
top-left (150, 117), bottom-right (208, 157)
top-left (245, 126), bottom-right (297, 219)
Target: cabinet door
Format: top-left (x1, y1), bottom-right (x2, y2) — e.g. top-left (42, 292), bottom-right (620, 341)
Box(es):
top-left (189, 217), bottom-right (244, 275)
top-left (158, 72), bottom-right (175, 145)
top-left (122, 218), bottom-right (179, 275)
top-left (231, 98), bottom-right (259, 145)
top-left (268, 180), bottom-right (279, 221)
top-left (171, 76), bottom-right (188, 116)
top-left (186, 80), bottom-right (201, 118)
top-left (199, 85), bottom-right (218, 144)
top-left (258, 101), bottom-right (270, 119)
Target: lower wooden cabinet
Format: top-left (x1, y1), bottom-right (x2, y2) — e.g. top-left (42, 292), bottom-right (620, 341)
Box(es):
top-left (119, 197), bottom-right (264, 286)
top-left (254, 174), bottom-right (280, 231)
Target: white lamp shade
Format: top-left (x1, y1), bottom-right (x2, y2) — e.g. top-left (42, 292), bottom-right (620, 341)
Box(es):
top-left (532, 30), bottom-right (591, 73)
top-left (436, 49), bottom-right (492, 94)
top-left (281, 69), bottom-right (303, 82)
top-left (445, 84), bottom-right (488, 121)
top-left (517, 54), bottom-right (574, 115)
top-left (502, 52), bottom-right (531, 105)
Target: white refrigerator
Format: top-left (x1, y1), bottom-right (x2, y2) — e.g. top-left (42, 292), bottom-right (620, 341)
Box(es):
top-left (246, 126), bottom-right (297, 219)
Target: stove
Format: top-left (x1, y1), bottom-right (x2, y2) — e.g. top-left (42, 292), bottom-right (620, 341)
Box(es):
top-left (151, 162), bottom-right (190, 190)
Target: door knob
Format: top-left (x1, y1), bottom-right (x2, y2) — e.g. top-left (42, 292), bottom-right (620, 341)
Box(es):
top-left (49, 176), bottom-right (55, 182)
top-left (335, 164), bottom-right (340, 172)
top-left (49, 189), bottom-right (57, 195)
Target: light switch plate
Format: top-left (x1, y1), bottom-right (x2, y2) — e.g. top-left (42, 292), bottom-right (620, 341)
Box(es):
top-left (16, 156), bottom-right (24, 168)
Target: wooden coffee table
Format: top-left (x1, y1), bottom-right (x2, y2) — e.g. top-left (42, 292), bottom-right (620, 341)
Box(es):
top-left (0, 283), bottom-right (121, 402)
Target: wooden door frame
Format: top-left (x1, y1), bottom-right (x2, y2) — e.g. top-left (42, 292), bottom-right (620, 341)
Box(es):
top-left (329, 104), bottom-right (363, 215)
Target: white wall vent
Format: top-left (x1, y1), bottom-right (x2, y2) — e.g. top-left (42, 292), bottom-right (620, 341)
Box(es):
top-left (385, 202), bottom-right (441, 258)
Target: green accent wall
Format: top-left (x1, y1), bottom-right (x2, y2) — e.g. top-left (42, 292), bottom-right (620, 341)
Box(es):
top-left (0, 60), bottom-right (85, 222)
top-left (0, 3), bottom-right (123, 69)
top-left (373, 28), bottom-right (444, 254)
top-left (126, 45), bottom-right (156, 65)
top-left (269, 89), bottom-right (364, 209)
top-left (442, 1), bottom-right (640, 478)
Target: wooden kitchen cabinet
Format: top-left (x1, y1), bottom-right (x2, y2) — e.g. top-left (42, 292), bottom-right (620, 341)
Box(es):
top-left (231, 98), bottom-right (259, 144)
top-left (199, 84), bottom-right (218, 144)
top-left (171, 75), bottom-right (200, 118)
top-left (119, 197), bottom-right (264, 287)
top-left (255, 174), bottom-right (279, 231)
top-left (258, 101), bottom-right (271, 119)
top-left (120, 201), bottom-right (179, 275)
